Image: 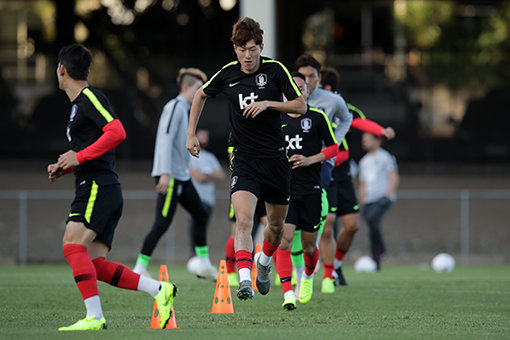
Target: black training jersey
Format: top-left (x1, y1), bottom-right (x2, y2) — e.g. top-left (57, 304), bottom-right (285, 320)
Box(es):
top-left (203, 56), bottom-right (302, 157)
top-left (282, 106), bottom-right (337, 192)
top-left (335, 103), bottom-right (366, 181)
top-left (67, 87), bottom-right (119, 185)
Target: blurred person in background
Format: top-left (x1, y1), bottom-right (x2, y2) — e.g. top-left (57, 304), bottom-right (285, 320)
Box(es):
top-left (319, 67), bottom-right (395, 286)
top-left (187, 17), bottom-right (306, 301)
top-left (187, 128), bottom-right (225, 265)
top-left (359, 132), bottom-right (399, 270)
top-left (49, 44), bottom-right (175, 331)
top-left (134, 68), bottom-right (217, 281)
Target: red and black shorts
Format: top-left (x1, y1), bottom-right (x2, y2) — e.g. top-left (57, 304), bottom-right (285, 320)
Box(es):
top-left (230, 152), bottom-right (291, 206)
top-left (285, 189), bottom-right (322, 232)
top-left (67, 179), bottom-right (123, 249)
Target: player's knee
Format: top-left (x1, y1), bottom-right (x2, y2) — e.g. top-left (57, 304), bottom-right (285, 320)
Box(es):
top-left (236, 215), bottom-right (253, 233)
top-left (302, 243), bottom-right (316, 256)
top-left (279, 236), bottom-right (293, 250)
top-left (346, 221), bottom-right (359, 234)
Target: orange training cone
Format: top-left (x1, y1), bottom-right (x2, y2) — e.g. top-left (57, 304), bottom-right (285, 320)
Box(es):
top-left (251, 243), bottom-right (262, 291)
top-left (211, 260), bottom-right (234, 314)
top-left (150, 265), bottom-right (179, 329)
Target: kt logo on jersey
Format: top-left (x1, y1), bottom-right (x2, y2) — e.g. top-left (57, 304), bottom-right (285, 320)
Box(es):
top-left (238, 92), bottom-right (258, 109)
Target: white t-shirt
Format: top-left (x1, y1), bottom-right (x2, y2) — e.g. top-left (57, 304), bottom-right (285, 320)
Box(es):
top-left (190, 149), bottom-right (222, 206)
top-left (359, 148), bottom-right (398, 204)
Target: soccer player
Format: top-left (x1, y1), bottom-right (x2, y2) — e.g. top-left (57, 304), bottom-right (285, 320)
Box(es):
top-left (319, 67), bottom-right (395, 285)
top-left (276, 72), bottom-right (338, 310)
top-left (295, 55), bottom-right (352, 293)
top-left (186, 17), bottom-right (306, 300)
top-left (134, 68), bottom-right (217, 281)
top-left (188, 129), bottom-right (225, 257)
top-left (49, 44), bottom-right (175, 331)
top-left (359, 132), bottom-right (399, 270)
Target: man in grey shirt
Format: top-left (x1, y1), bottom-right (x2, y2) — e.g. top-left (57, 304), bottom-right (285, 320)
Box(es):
top-left (134, 68), bottom-right (217, 280)
top-left (359, 132), bottom-right (399, 270)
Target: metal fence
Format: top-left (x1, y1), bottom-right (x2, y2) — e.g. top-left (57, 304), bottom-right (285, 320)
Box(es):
top-left (1, 189), bottom-right (510, 265)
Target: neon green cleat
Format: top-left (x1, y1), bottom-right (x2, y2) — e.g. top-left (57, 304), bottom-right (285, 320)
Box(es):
top-left (154, 281), bottom-right (177, 329)
top-left (321, 277), bottom-right (335, 294)
top-left (58, 316), bottom-right (107, 331)
top-left (227, 272), bottom-right (239, 287)
top-left (299, 277), bottom-right (314, 304)
top-left (274, 273), bottom-right (281, 286)
top-left (282, 293), bottom-right (296, 311)
top-left (291, 269), bottom-right (297, 286)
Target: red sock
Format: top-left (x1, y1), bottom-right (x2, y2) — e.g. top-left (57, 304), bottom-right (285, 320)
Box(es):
top-left (304, 248), bottom-right (319, 276)
top-left (335, 249), bottom-right (346, 261)
top-left (225, 237), bottom-right (235, 273)
top-left (235, 250), bottom-right (252, 271)
top-left (276, 249), bottom-right (293, 293)
top-left (63, 244), bottom-right (98, 300)
top-left (323, 263), bottom-right (334, 279)
top-left (92, 257), bottom-right (140, 290)
top-left (262, 239), bottom-right (279, 257)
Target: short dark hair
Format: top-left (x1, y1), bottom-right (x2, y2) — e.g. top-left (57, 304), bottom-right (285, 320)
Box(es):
top-left (290, 71), bottom-right (306, 82)
top-left (231, 17), bottom-right (264, 47)
top-left (57, 44), bottom-right (92, 81)
top-left (295, 54), bottom-right (321, 73)
top-left (320, 67), bottom-right (340, 92)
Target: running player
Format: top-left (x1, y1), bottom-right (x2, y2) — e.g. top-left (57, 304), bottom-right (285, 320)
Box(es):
top-left (134, 68), bottom-right (217, 281)
top-left (49, 44), bottom-right (176, 331)
top-left (276, 72), bottom-right (338, 310)
top-left (319, 67), bottom-right (395, 286)
top-left (186, 17), bottom-right (306, 300)
top-left (294, 55), bottom-right (352, 293)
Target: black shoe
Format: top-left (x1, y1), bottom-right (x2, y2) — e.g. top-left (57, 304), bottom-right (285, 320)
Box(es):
top-left (334, 267), bottom-right (348, 286)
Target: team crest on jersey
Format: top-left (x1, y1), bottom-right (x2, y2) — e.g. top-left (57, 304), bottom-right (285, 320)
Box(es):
top-left (231, 176), bottom-right (238, 188)
top-left (301, 118), bottom-right (312, 132)
top-left (255, 73), bottom-right (267, 88)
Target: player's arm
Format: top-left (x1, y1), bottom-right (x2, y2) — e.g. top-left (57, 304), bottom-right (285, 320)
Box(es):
top-left (57, 119), bottom-right (126, 170)
top-left (348, 104), bottom-right (395, 140)
top-left (290, 109), bottom-right (339, 168)
top-left (359, 179), bottom-right (366, 205)
top-left (47, 162), bottom-right (73, 182)
top-left (332, 97), bottom-right (353, 144)
top-left (187, 88), bottom-right (208, 157)
top-left (334, 139), bottom-right (350, 167)
top-left (243, 96), bottom-right (306, 118)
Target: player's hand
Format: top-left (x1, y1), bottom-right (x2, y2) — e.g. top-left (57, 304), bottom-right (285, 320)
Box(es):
top-left (381, 127), bottom-right (395, 140)
top-left (57, 150), bottom-right (79, 170)
top-left (186, 134), bottom-right (201, 158)
top-left (156, 174), bottom-right (170, 195)
top-left (289, 154), bottom-right (311, 169)
top-left (243, 101), bottom-right (268, 118)
top-left (47, 163), bottom-right (64, 182)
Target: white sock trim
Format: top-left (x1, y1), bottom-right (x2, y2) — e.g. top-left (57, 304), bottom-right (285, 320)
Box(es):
top-left (239, 268), bottom-right (251, 282)
top-left (137, 276), bottom-right (160, 297)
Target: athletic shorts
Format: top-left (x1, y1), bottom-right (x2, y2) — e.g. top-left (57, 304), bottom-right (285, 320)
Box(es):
top-left (230, 152), bottom-right (290, 205)
top-left (326, 175), bottom-right (338, 214)
top-left (67, 180), bottom-right (123, 249)
top-left (228, 198), bottom-right (267, 222)
top-left (335, 178), bottom-right (360, 216)
top-left (285, 189), bottom-right (322, 233)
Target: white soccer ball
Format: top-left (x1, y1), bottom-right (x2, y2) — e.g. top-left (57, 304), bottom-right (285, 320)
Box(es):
top-left (354, 256), bottom-right (377, 273)
top-left (186, 256), bottom-right (201, 274)
top-left (431, 253), bottom-right (455, 273)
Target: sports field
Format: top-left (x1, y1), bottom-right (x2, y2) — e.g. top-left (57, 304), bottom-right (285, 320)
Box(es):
top-left (1, 264), bottom-right (508, 339)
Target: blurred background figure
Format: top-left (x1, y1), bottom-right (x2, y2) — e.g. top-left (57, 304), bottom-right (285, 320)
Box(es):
top-left (358, 132), bottom-right (399, 271)
top-left (188, 129), bottom-right (225, 257)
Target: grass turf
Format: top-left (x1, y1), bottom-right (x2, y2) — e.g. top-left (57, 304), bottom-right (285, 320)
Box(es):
top-left (0, 264), bottom-right (509, 339)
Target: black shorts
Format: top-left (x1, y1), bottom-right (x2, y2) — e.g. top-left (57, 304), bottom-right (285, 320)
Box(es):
top-left (285, 189), bottom-right (322, 232)
top-left (326, 176), bottom-right (338, 214)
top-left (67, 180), bottom-right (123, 249)
top-left (336, 178), bottom-right (360, 216)
top-left (228, 198), bottom-right (267, 222)
top-left (230, 152), bottom-right (290, 205)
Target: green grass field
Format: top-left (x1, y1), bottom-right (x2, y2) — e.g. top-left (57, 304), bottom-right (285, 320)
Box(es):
top-left (1, 264), bottom-right (509, 339)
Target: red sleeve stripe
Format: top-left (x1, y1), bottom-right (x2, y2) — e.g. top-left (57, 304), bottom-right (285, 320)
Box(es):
top-left (321, 144), bottom-right (339, 161)
top-left (76, 119), bottom-right (126, 164)
top-left (350, 118), bottom-right (383, 136)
